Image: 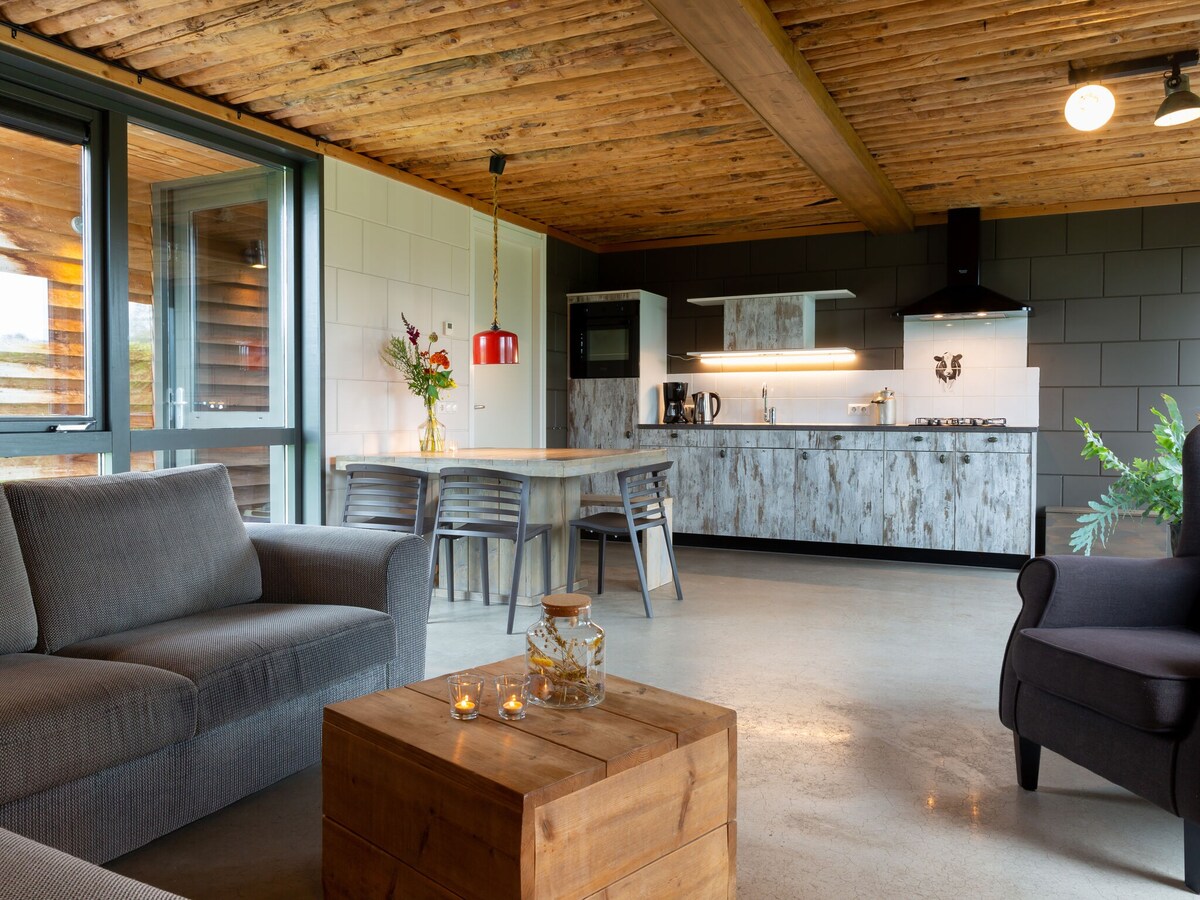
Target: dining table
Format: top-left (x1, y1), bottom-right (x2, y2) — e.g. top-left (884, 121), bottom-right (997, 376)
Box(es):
top-left (333, 448), bottom-right (671, 608)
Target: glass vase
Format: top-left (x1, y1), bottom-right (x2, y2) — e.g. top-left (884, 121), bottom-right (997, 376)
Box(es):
top-left (526, 594), bottom-right (605, 709)
top-left (419, 403), bottom-right (446, 453)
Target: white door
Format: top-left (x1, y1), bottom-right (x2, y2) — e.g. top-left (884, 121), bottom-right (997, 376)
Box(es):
top-left (471, 215), bottom-right (545, 448)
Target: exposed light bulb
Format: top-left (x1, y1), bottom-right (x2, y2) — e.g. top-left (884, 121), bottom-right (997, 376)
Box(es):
top-left (1064, 84), bottom-right (1115, 131)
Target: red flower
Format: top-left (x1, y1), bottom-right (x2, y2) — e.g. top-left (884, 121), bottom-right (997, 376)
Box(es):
top-left (430, 350), bottom-right (450, 369)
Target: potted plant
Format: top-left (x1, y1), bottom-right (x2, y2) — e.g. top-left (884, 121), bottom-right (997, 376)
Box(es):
top-left (383, 314), bottom-right (456, 452)
top-left (1070, 393), bottom-right (1185, 555)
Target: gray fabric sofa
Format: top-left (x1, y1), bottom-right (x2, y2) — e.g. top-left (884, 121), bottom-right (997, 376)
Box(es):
top-left (0, 827), bottom-right (184, 900)
top-left (999, 425), bottom-right (1200, 892)
top-left (0, 463), bottom-right (427, 865)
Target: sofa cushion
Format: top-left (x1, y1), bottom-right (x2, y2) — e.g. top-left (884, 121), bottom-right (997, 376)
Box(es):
top-left (0, 654), bottom-right (196, 806)
top-left (0, 489), bottom-right (36, 655)
top-left (57, 602), bottom-right (395, 733)
top-left (1014, 626), bottom-right (1200, 732)
top-left (4, 464), bottom-right (262, 653)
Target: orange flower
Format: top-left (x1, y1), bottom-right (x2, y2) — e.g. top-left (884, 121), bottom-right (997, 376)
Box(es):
top-left (429, 350), bottom-right (450, 369)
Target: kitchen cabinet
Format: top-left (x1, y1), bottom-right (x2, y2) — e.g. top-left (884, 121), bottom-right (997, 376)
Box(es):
top-left (713, 430), bottom-right (795, 540)
top-left (568, 377), bottom-right (639, 496)
top-left (883, 430), bottom-right (1033, 553)
top-left (796, 431), bottom-right (885, 545)
top-left (883, 444), bottom-right (956, 550)
top-left (636, 425), bottom-right (1035, 557)
top-left (637, 428), bottom-right (713, 534)
top-left (953, 433), bottom-right (1034, 554)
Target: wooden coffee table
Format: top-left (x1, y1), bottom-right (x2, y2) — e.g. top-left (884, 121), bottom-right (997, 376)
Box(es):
top-left (322, 656), bottom-right (736, 899)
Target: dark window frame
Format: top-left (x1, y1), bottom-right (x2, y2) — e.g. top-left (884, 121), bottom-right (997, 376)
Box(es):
top-left (0, 49), bottom-right (324, 523)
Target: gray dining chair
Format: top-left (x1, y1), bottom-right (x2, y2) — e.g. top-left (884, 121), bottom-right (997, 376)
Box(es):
top-left (566, 462), bottom-right (683, 618)
top-left (425, 467), bottom-right (552, 634)
top-left (341, 463), bottom-right (431, 534)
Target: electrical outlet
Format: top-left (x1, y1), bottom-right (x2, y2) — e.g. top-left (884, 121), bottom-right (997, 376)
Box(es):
top-left (442, 320), bottom-right (456, 337)
top-left (847, 403), bottom-right (870, 416)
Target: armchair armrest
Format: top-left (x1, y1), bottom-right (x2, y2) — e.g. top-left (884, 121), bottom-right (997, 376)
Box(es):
top-left (1017, 554), bottom-right (1200, 629)
top-left (246, 523), bottom-right (429, 687)
top-left (1000, 553), bottom-right (1200, 729)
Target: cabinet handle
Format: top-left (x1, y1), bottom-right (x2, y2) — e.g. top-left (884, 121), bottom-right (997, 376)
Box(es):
top-left (801, 450), bottom-right (809, 460)
top-left (719, 449), bottom-right (727, 459)
top-left (670, 432), bottom-right (679, 439)
top-left (938, 453), bottom-right (946, 464)
top-left (913, 435), bottom-right (924, 442)
top-left (624, 430), bottom-right (632, 439)
top-left (987, 435), bottom-right (998, 443)
top-left (832, 434), bottom-right (843, 441)
top-left (962, 453), bottom-right (971, 464)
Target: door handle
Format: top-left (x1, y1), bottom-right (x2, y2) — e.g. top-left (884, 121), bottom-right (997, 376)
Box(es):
top-left (624, 430), bottom-right (632, 439)
top-left (938, 453), bottom-right (946, 464)
top-left (801, 450), bottom-right (809, 460)
top-left (474, 404), bottom-right (486, 409)
top-left (719, 449), bottom-right (726, 459)
top-left (962, 453), bottom-right (971, 464)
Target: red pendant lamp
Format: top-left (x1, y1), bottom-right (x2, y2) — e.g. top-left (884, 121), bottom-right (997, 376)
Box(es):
top-left (472, 153), bottom-right (519, 365)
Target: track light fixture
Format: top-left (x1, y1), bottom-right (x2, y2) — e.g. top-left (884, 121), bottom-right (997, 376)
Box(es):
top-left (1064, 50), bottom-right (1199, 132)
top-left (1155, 62), bottom-right (1200, 127)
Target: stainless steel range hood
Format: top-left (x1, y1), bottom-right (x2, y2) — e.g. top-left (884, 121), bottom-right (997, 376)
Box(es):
top-left (894, 208), bottom-right (1032, 320)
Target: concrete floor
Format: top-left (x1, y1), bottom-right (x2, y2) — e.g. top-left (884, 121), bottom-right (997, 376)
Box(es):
top-left (109, 544), bottom-right (1183, 898)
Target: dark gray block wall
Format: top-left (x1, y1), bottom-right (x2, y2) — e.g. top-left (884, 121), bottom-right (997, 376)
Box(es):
top-left (546, 238), bottom-right (599, 448)
top-left (550, 205), bottom-right (1200, 529)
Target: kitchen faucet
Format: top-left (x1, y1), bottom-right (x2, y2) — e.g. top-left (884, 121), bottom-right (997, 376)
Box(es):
top-left (762, 383), bottom-right (775, 424)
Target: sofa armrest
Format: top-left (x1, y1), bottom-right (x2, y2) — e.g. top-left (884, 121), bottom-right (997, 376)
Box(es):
top-left (246, 523), bottom-right (428, 687)
top-left (1017, 554), bottom-right (1200, 629)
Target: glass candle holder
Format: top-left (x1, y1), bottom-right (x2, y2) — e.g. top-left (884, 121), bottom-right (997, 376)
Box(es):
top-left (495, 674), bottom-right (530, 721)
top-left (447, 673), bottom-right (484, 720)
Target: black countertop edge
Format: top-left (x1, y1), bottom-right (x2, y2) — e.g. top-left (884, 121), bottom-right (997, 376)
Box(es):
top-left (637, 423), bottom-right (1038, 433)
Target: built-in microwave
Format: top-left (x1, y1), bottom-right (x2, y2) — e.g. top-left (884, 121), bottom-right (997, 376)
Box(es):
top-left (569, 299), bottom-right (640, 378)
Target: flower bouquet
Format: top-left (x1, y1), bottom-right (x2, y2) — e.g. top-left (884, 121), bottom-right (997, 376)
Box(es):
top-left (382, 314), bottom-right (456, 452)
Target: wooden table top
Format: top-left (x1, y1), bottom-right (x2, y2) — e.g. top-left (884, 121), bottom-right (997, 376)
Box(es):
top-left (333, 447), bottom-right (667, 478)
top-left (323, 656), bottom-right (736, 810)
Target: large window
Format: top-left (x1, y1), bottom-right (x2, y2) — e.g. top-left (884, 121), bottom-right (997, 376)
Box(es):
top-left (0, 115), bottom-right (92, 429)
top-left (0, 69), bottom-right (318, 521)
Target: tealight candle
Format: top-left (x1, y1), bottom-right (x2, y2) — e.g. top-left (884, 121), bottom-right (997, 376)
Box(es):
top-left (446, 673), bottom-right (483, 721)
top-left (496, 674), bottom-right (530, 721)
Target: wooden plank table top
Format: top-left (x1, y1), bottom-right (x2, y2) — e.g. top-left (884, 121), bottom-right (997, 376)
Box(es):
top-left (334, 447), bottom-right (668, 479)
top-left (323, 656), bottom-right (737, 900)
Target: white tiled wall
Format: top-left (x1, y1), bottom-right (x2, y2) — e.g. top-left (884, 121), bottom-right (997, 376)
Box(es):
top-left (324, 159), bottom-right (473, 519)
top-left (676, 318), bottom-right (1039, 426)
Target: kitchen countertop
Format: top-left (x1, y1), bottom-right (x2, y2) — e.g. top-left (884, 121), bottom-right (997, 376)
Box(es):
top-left (638, 423), bottom-right (1038, 433)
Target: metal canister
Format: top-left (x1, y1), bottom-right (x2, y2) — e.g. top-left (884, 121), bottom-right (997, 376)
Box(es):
top-left (872, 387), bottom-right (896, 426)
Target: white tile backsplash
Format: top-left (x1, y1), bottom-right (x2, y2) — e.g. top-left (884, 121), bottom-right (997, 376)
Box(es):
top-left (686, 315), bottom-right (1039, 426)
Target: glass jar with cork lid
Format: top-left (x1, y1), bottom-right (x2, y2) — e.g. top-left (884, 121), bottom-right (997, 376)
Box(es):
top-left (525, 593), bottom-right (605, 709)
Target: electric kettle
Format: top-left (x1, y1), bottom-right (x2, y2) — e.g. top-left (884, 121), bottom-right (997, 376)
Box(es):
top-left (692, 391), bottom-right (722, 424)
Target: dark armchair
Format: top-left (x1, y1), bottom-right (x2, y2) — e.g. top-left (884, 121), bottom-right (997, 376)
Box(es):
top-left (1000, 426), bottom-right (1200, 892)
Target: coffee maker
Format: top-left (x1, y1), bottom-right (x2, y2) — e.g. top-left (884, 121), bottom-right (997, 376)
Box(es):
top-left (662, 382), bottom-right (689, 424)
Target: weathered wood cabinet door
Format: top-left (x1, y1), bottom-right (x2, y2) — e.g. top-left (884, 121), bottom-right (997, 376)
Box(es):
top-left (883, 450), bottom-right (955, 549)
top-left (954, 450), bottom-right (1033, 553)
top-left (567, 377), bottom-right (638, 495)
top-left (671, 446), bottom-right (714, 534)
top-left (715, 447), bottom-right (796, 539)
top-left (796, 448), bottom-right (885, 544)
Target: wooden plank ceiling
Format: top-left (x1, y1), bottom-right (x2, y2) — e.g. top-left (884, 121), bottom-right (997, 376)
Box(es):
top-left (2, 0), bottom-right (1199, 247)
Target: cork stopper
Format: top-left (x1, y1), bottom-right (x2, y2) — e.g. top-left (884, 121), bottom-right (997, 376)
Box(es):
top-left (541, 593), bottom-right (591, 617)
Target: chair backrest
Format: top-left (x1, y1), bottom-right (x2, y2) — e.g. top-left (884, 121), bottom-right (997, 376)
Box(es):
top-left (342, 464), bottom-right (430, 535)
top-left (433, 467), bottom-right (529, 538)
top-left (618, 462), bottom-right (673, 528)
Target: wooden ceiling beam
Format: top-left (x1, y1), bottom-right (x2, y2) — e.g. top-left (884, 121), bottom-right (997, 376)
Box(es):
top-left (642, 0), bottom-right (913, 234)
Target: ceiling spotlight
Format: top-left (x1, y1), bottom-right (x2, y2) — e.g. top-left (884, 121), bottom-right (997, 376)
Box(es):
top-left (1155, 63), bottom-right (1200, 127)
top-left (1064, 84), bottom-right (1115, 132)
top-left (1065, 50), bottom-right (1198, 132)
